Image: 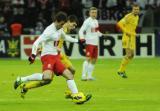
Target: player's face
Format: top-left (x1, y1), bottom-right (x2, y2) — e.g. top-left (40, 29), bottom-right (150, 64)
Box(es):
top-left (132, 6), bottom-right (140, 16)
top-left (56, 21), bottom-right (65, 29)
top-left (89, 10), bottom-right (97, 19)
top-left (68, 21), bottom-right (77, 30)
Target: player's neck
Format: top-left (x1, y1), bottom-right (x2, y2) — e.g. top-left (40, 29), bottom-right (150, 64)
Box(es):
top-left (90, 16), bottom-right (96, 20)
top-left (131, 12), bottom-right (137, 17)
top-left (54, 22), bottom-right (61, 30)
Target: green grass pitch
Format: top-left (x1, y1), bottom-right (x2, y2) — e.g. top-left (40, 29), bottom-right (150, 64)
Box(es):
top-left (0, 58), bottom-right (160, 111)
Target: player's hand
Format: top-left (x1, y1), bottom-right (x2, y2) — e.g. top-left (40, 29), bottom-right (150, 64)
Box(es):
top-left (78, 39), bottom-right (86, 46)
top-left (126, 32), bottom-right (136, 37)
top-left (98, 32), bottom-right (103, 37)
top-left (131, 32), bottom-right (136, 37)
top-left (78, 39), bottom-right (86, 50)
top-left (28, 54), bottom-right (36, 64)
top-left (36, 48), bottom-right (42, 56)
top-left (57, 47), bottom-right (62, 52)
top-left (126, 33), bottom-right (131, 37)
top-left (123, 28), bottom-right (130, 36)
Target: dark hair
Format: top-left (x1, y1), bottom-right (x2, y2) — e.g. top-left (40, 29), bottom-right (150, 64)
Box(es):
top-left (132, 3), bottom-right (139, 8)
top-left (67, 15), bottom-right (78, 23)
top-left (89, 7), bottom-right (97, 11)
top-left (52, 11), bottom-right (67, 22)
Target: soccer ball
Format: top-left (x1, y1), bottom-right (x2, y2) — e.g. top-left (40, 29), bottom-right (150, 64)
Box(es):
top-left (72, 92), bottom-right (86, 104)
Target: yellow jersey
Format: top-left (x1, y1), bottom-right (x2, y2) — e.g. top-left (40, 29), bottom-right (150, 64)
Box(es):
top-left (57, 26), bottom-right (73, 68)
top-left (118, 13), bottom-right (139, 37)
top-left (58, 27), bottom-right (68, 49)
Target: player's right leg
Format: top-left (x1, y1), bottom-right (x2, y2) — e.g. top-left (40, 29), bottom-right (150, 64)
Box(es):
top-left (87, 58), bottom-right (96, 81)
top-left (81, 58), bottom-right (89, 81)
top-left (60, 53), bottom-right (77, 98)
top-left (55, 58), bottom-right (92, 104)
top-left (62, 69), bottom-right (92, 104)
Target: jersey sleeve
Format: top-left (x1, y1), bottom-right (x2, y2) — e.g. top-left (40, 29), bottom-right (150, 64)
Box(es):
top-left (32, 33), bottom-right (51, 55)
top-left (61, 29), bottom-right (78, 43)
top-left (31, 28), bottom-right (52, 55)
top-left (79, 20), bottom-right (88, 39)
top-left (117, 15), bottom-right (129, 32)
top-left (57, 27), bottom-right (68, 49)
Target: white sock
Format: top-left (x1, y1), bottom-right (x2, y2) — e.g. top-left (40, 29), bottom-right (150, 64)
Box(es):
top-left (67, 80), bottom-right (78, 94)
top-left (87, 63), bottom-right (94, 78)
top-left (21, 73), bottom-right (43, 82)
top-left (82, 60), bottom-right (89, 78)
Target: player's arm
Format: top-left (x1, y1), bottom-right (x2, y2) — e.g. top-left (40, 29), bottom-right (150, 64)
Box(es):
top-left (117, 15), bottom-right (136, 36)
top-left (57, 25), bottom-right (68, 49)
top-left (97, 28), bottom-right (103, 37)
top-left (79, 20), bottom-right (88, 40)
top-left (78, 20), bottom-right (88, 48)
top-left (96, 21), bottom-right (103, 37)
top-left (32, 34), bottom-right (48, 55)
top-left (61, 29), bottom-right (78, 43)
top-left (117, 16), bottom-right (128, 33)
top-left (29, 33), bottom-right (50, 64)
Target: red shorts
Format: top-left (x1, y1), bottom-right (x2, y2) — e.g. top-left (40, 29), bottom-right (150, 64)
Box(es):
top-left (86, 44), bottom-right (98, 59)
top-left (41, 55), bottom-right (66, 76)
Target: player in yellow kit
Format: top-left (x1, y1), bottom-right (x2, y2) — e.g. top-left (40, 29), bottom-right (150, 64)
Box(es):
top-left (58, 16), bottom-right (77, 75)
top-left (117, 4), bottom-right (140, 78)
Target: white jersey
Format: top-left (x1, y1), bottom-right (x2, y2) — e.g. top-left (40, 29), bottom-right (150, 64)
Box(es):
top-left (32, 23), bottom-right (78, 56)
top-left (79, 17), bottom-right (102, 45)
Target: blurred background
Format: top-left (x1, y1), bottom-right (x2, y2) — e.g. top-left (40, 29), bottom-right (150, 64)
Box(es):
top-left (0, 0), bottom-right (160, 58)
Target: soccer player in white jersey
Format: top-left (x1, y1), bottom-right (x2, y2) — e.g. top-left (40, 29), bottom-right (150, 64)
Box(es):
top-left (14, 12), bottom-right (91, 104)
top-left (79, 7), bottom-right (102, 81)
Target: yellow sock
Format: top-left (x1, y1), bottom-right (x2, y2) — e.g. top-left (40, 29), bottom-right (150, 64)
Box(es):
top-left (23, 80), bottom-right (52, 90)
top-left (23, 81), bottom-right (42, 90)
top-left (118, 57), bottom-right (131, 72)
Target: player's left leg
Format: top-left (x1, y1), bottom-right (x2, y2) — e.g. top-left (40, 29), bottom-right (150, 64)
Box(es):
top-left (19, 80), bottom-right (50, 98)
top-left (14, 73), bottom-right (44, 89)
top-left (118, 48), bottom-right (134, 78)
top-left (14, 71), bottom-right (53, 98)
top-left (87, 58), bottom-right (96, 80)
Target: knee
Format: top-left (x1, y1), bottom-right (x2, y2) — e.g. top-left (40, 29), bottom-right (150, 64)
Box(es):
top-left (71, 70), bottom-right (75, 75)
top-left (63, 69), bottom-right (74, 80)
top-left (43, 73), bottom-right (53, 81)
top-left (69, 68), bottom-right (76, 75)
top-left (91, 59), bottom-right (96, 64)
top-left (40, 79), bottom-right (52, 86)
top-left (67, 72), bottom-right (74, 80)
top-left (127, 54), bottom-right (134, 59)
top-left (44, 79), bottom-right (52, 84)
